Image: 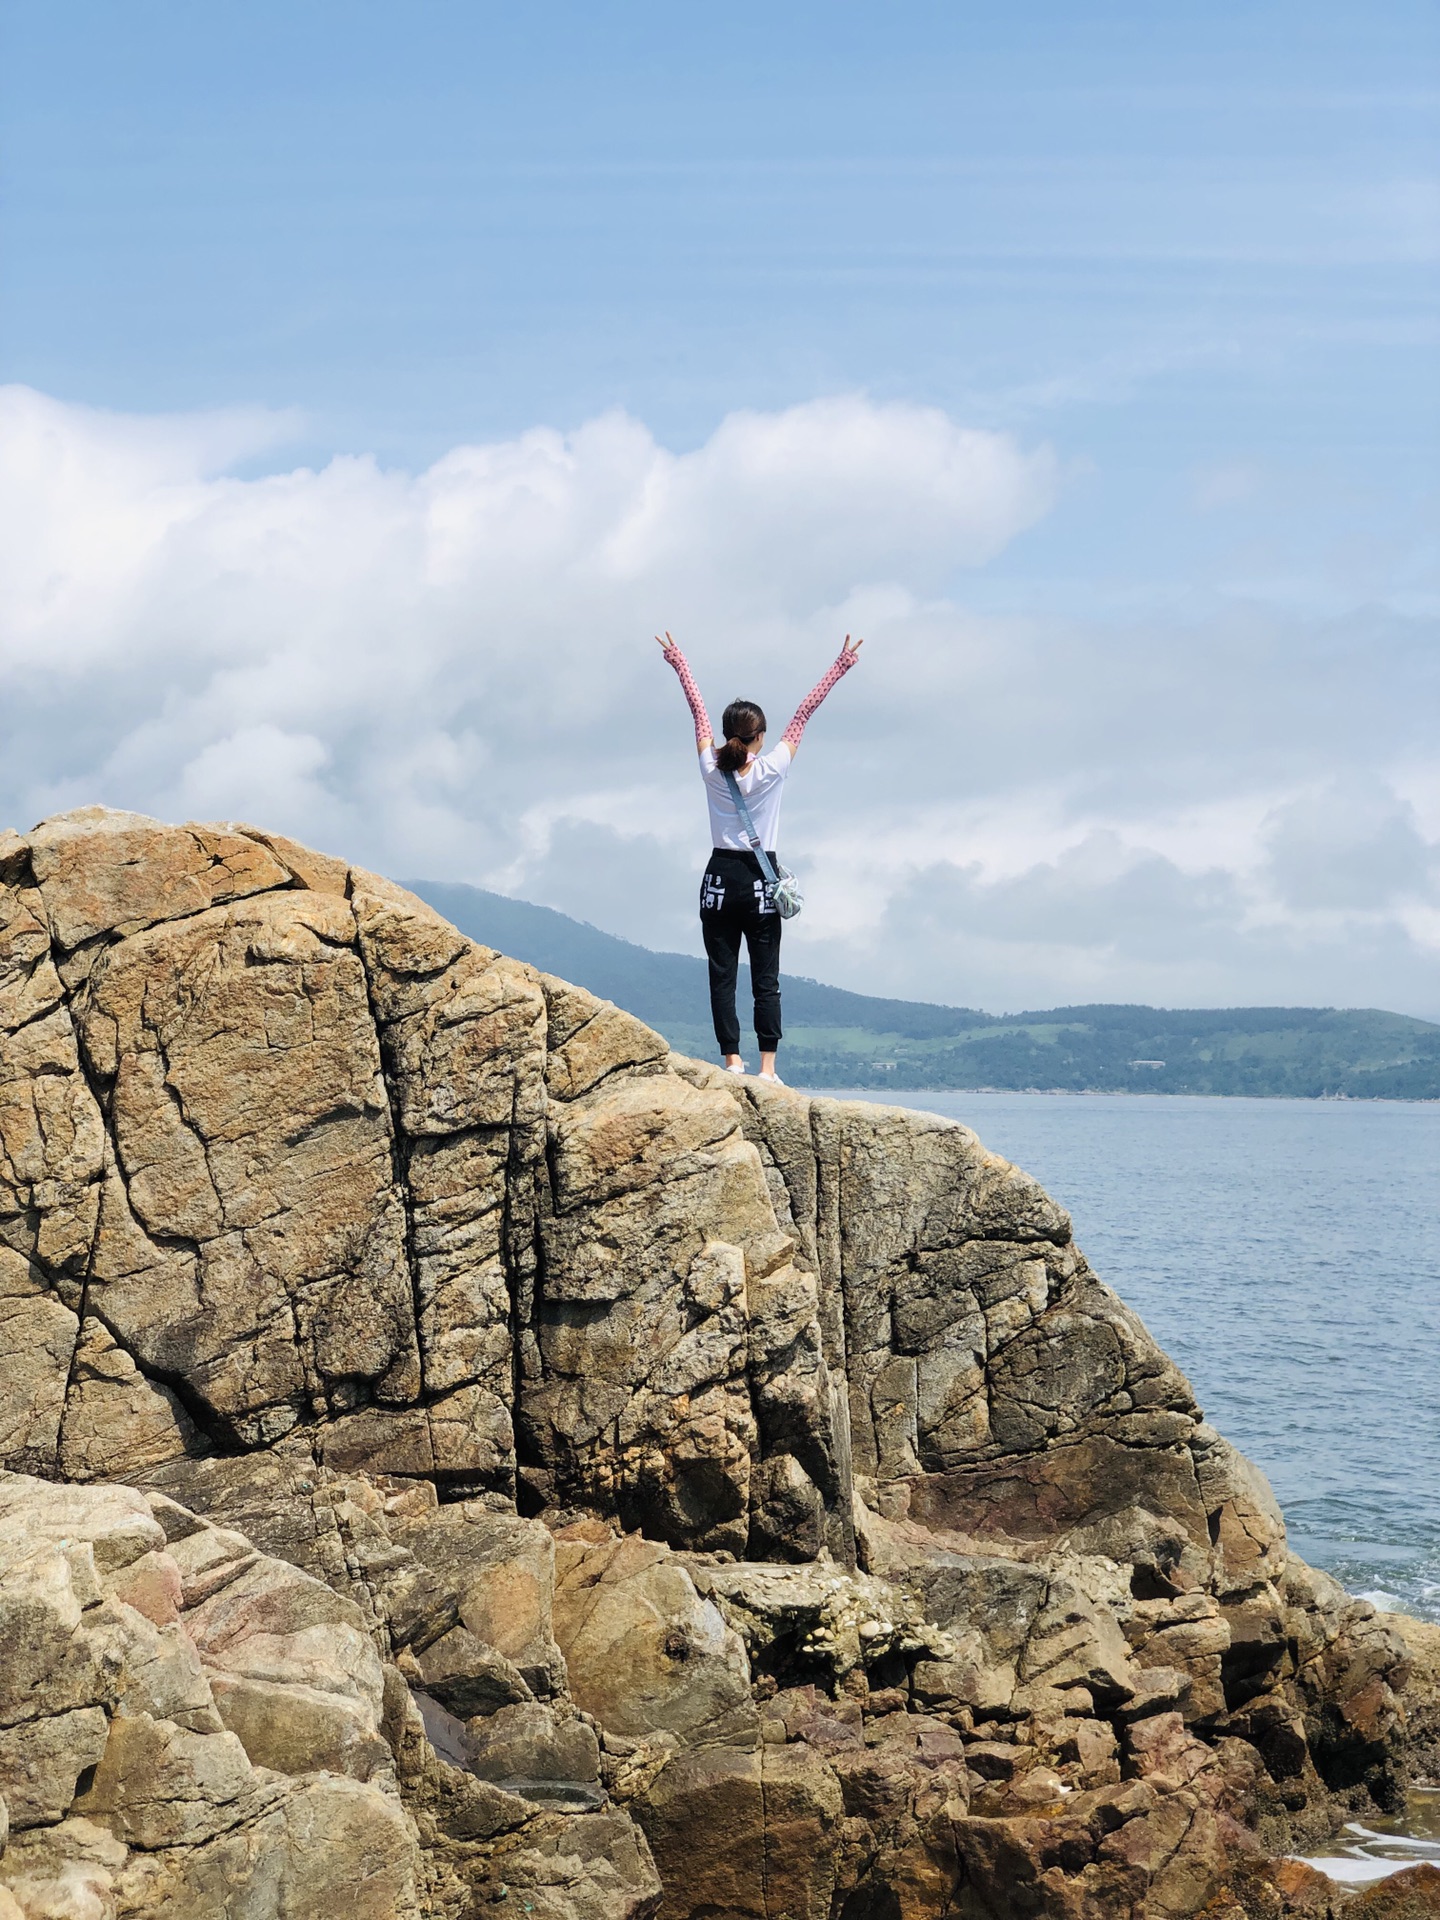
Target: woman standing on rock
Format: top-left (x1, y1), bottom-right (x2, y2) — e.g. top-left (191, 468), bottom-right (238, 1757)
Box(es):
top-left (658, 631), bottom-right (863, 1084)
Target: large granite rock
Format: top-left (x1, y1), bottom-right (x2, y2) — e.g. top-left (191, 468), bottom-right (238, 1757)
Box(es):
top-left (0, 808), bottom-right (1428, 1919)
top-left (0, 1471), bottom-right (420, 1916)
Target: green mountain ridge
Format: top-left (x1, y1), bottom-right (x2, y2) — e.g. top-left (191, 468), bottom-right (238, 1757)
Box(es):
top-left (409, 880), bottom-right (1440, 1100)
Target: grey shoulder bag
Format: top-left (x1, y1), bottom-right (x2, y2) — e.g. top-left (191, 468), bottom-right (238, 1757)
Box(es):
top-left (722, 769), bottom-right (803, 919)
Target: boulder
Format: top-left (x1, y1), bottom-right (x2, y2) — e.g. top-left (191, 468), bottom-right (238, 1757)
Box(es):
top-left (1281, 1560), bottom-right (1409, 1807)
top-left (0, 1816), bottom-right (130, 1920)
top-left (0, 1707), bottom-right (109, 1829)
top-left (474, 1804), bottom-right (663, 1920)
top-left (895, 1546), bottom-right (1140, 1718)
top-left (178, 1536), bottom-right (385, 1725)
top-left (0, 809), bottom-right (1327, 1590)
top-left (382, 1502), bottom-right (567, 1696)
top-left (1347, 1867), bottom-right (1440, 1919)
top-left (413, 1625), bottom-right (535, 1717)
top-left (953, 1777), bottom-right (1234, 1920)
top-left (750, 1742), bottom-right (845, 1920)
top-left (551, 1532), bottom-right (756, 1747)
top-left (632, 1702), bottom-right (975, 1920)
top-left (1125, 1590), bottom-right (1231, 1722)
top-left (0, 1473), bottom-right (423, 1917)
top-left (0, 808), bottom-right (1425, 1918)
top-left (113, 1775), bottom-right (421, 1920)
top-left (1383, 1609), bottom-right (1440, 1779)
top-left (631, 1747), bottom-right (767, 1920)
top-left (465, 1701), bottom-right (601, 1787)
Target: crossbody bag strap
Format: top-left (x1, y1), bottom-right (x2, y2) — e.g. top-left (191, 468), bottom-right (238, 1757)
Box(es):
top-left (721, 769), bottom-right (780, 888)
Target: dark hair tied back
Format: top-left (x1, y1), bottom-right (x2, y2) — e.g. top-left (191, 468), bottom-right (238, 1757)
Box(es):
top-left (715, 700), bottom-right (766, 774)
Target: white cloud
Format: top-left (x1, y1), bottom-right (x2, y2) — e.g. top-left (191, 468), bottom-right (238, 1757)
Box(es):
top-left (1, 383), bottom-right (1436, 1023)
top-left (794, 823), bottom-right (1440, 1018)
top-left (172, 725), bottom-right (335, 829)
top-left (1261, 776), bottom-right (1440, 914)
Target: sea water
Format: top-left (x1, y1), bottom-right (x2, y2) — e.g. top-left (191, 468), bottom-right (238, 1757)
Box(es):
top-left (820, 1090), bottom-right (1440, 1625)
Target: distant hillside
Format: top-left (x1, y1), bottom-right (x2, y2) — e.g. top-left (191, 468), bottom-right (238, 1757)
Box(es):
top-left (409, 880), bottom-right (1440, 1099)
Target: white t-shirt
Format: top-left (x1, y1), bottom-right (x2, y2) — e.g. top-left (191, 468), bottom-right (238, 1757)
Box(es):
top-left (699, 742), bottom-right (793, 851)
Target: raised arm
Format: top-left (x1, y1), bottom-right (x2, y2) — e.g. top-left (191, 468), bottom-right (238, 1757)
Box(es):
top-left (656, 633), bottom-right (713, 752)
top-left (781, 634), bottom-right (863, 754)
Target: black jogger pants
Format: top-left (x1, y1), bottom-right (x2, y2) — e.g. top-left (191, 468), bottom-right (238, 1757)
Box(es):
top-left (699, 849), bottom-right (783, 1055)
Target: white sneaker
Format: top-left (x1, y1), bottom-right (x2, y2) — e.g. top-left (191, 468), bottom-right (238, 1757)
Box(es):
top-left (723, 1062), bottom-right (747, 1075)
top-left (757, 1071), bottom-right (784, 1085)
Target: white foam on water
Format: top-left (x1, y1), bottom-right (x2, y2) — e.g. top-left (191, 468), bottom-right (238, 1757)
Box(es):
top-left (1297, 1857), bottom-right (1419, 1885)
top-left (1342, 1827), bottom-right (1438, 1850)
top-left (1297, 1805), bottom-right (1440, 1886)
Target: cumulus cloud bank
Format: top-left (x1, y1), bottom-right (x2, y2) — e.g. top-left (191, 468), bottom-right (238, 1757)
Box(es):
top-left (1, 383), bottom-right (1435, 1020)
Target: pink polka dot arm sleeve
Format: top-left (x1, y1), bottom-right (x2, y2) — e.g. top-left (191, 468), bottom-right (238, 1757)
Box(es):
top-left (781, 648), bottom-right (857, 750)
top-left (662, 641), bottom-right (713, 749)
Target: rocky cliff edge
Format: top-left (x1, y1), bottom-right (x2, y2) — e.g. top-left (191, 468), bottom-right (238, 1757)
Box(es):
top-left (0, 808), bottom-right (1434, 1920)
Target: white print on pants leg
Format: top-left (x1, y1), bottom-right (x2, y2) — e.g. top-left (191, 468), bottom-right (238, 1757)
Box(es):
top-left (702, 873), bottom-right (726, 911)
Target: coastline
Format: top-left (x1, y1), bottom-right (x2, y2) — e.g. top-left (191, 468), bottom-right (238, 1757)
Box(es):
top-left (800, 1083), bottom-right (1440, 1102)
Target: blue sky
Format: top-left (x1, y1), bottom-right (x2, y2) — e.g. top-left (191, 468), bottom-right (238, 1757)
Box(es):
top-left (2, 2), bottom-right (1437, 1015)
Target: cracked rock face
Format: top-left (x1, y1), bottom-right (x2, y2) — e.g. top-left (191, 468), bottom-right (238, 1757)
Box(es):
top-left (0, 809), bottom-right (1426, 1920)
top-left (0, 808), bottom-right (1265, 1571)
